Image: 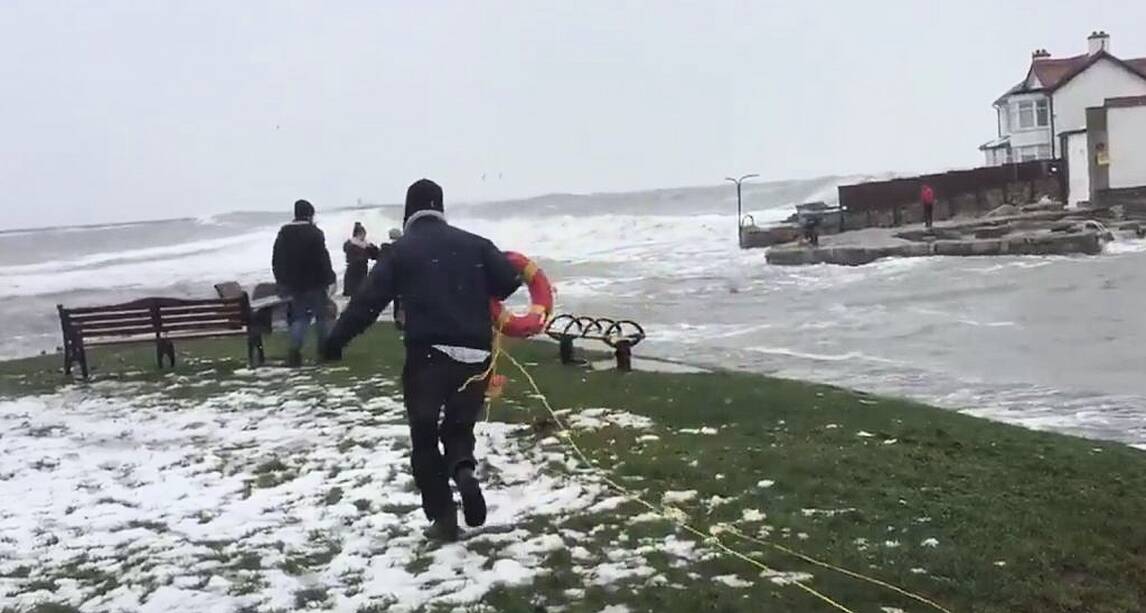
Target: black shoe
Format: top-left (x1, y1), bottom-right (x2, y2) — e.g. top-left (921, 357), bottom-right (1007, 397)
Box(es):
top-left (455, 467), bottom-right (487, 528)
top-left (287, 349), bottom-right (302, 367)
top-left (424, 509), bottom-right (460, 543)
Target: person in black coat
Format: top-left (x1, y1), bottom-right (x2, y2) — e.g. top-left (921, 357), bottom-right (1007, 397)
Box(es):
top-left (342, 222), bottom-right (380, 297)
top-left (322, 179), bottom-right (521, 542)
top-left (272, 199), bottom-right (336, 366)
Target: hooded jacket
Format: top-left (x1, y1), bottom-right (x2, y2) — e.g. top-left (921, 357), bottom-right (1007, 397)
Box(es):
top-left (272, 214), bottom-right (336, 294)
top-left (326, 180), bottom-right (521, 352)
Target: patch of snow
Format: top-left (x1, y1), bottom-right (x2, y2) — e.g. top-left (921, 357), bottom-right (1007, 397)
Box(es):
top-left (921, 538), bottom-right (940, 548)
top-left (567, 409), bottom-right (654, 431)
top-left (0, 371), bottom-right (612, 612)
top-left (801, 507), bottom-right (856, 518)
top-left (713, 574), bottom-right (753, 588)
top-left (706, 496), bottom-right (734, 507)
top-left (741, 509), bottom-right (767, 523)
top-left (857, 431), bottom-right (875, 438)
top-left (662, 490), bottom-right (698, 504)
top-left (760, 570), bottom-right (814, 585)
top-left (679, 426), bottom-right (719, 435)
top-left (636, 434), bottom-right (661, 443)
top-left (756, 479), bottom-right (775, 489)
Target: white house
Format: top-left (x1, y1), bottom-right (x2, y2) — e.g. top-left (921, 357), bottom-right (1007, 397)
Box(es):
top-left (1067, 95), bottom-right (1146, 207)
top-left (980, 32), bottom-right (1146, 166)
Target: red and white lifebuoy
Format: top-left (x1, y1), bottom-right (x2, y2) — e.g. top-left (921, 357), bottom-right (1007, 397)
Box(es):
top-left (490, 252), bottom-right (553, 338)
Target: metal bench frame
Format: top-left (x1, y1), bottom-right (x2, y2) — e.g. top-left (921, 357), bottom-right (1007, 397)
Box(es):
top-left (544, 314), bottom-right (646, 371)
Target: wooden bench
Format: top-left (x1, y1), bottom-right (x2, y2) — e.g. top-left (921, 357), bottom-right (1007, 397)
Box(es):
top-left (57, 296), bottom-right (265, 378)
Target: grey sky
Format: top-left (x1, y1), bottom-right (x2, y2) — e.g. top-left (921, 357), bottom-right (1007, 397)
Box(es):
top-left (2, 1), bottom-right (1144, 229)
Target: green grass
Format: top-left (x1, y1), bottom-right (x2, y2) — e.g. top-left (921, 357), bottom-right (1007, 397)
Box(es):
top-left (3, 328), bottom-right (1146, 612)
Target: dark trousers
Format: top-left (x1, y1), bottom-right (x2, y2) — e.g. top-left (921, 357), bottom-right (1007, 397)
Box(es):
top-left (402, 347), bottom-right (489, 520)
top-left (343, 261), bottom-right (368, 297)
top-left (923, 203), bottom-right (934, 229)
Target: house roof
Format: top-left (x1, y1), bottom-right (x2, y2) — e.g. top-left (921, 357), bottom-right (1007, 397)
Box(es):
top-left (1031, 54), bottom-right (1092, 89)
top-left (994, 51), bottom-right (1146, 105)
top-left (1104, 95), bottom-right (1146, 108)
top-left (979, 135), bottom-right (1010, 150)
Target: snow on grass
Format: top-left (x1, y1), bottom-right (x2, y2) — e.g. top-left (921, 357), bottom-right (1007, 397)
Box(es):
top-left (566, 408), bottom-right (655, 431)
top-left (801, 507), bottom-right (857, 518)
top-left (921, 538), bottom-right (940, 548)
top-left (740, 509), bottom-right (767, 523)
top-left (677, 427), bottom-right (718, 435)
top-left (0, 369), bottom-right (622, 612)
top-left (712, 574), bottom-right (753, 588)
top-left (759, 569), bottom-right (814, 585)
top-left (756, 479), bottom-right (775, 489)
top-left (662, 490), bottom-right (698, 504)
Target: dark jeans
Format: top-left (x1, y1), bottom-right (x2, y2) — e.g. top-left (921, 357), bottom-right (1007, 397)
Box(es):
top-left (288, 287), bottom-right (331, 352)
top-left (402, 346), bottom-right (489, 520)
top-left (924, 203), bottom-right (934, 229)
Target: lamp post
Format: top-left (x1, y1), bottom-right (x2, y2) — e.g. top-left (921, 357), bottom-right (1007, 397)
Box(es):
top-left (725, 173), bottom-right (758, 247)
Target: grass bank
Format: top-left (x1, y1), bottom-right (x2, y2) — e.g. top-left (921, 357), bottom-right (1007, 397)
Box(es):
top-left (1, 328), bottom-right (1145, 612)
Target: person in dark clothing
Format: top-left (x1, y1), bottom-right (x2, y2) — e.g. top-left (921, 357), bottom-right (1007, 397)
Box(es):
top-left (322, 179), bottom-right (521, 542)
top-left (921, 183), bottom-right (936, 230)
top-left (343, 222), bottom-right (380, 297)
top-left (272, 199), bottom-right (337, 367)
top-left (802, 213), bottom-right (821, 247)
top-left (378, 228), bottom-right (404, 329)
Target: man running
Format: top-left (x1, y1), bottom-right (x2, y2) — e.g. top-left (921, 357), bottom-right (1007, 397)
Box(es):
top-left (322, 179), bottom-right (521, 541)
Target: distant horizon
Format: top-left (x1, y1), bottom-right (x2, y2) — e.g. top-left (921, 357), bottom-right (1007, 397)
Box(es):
top-left (0, 172), bottom-right (859, 233)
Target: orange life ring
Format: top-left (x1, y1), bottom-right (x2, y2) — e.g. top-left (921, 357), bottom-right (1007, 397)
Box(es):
top-left (490, 252), bottom-right (553, 338)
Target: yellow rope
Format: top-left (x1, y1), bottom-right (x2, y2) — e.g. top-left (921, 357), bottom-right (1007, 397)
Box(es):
top-left (458, 331), bottom-right (951, 612)
top-left (497, 347), bottom-right (955, 613)
top-left (724, 527), bottom-right (954, 613)
top-left (501, 350), bottom-right (858, 613)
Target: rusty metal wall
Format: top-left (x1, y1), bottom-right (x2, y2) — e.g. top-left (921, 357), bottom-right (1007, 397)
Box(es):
top-left (839, 160), bottom-right (1066, 213)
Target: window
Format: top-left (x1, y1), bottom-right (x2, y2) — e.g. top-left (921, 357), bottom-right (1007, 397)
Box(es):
top-left (1018, 101), bottom-right (1035, 129)
top-left (1012, 99), bottom-right (1049, 130)
top-left (1000, 105), bottom-right (1010, 133)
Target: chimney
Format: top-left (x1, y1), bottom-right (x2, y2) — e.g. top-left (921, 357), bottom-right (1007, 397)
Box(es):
top-left (1088, 31), bottom-right (1110, 56)
top-left (1032, 48), bottom-right (1051, 59)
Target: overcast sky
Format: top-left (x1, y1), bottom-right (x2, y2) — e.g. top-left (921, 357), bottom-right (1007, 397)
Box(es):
top-left (2, 1), bottom-right (1144, 229)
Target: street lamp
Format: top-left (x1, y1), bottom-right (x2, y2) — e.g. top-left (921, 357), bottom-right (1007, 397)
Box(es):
top-left (725, 173), bottom-right (758, 247)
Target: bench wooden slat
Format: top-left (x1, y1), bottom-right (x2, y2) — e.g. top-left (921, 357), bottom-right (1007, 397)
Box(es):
top-left (65, 297), bottom-right (238, 314)
top-left (158, 321), bottom-right (246, 334)
top-left (76, 324), bottom-right (160, 338)
top-left (71, 309), bottom-right (244, 327)
top-left (86, 328), bottom-right (248, 347)
top-left (76, 316), bottom-right (245, 334)
top-left (68, 305), bottom-right (243, 323)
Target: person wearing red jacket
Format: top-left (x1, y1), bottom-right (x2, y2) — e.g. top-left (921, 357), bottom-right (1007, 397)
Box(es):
top-left (920, 183), bottom-right (936, 230)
